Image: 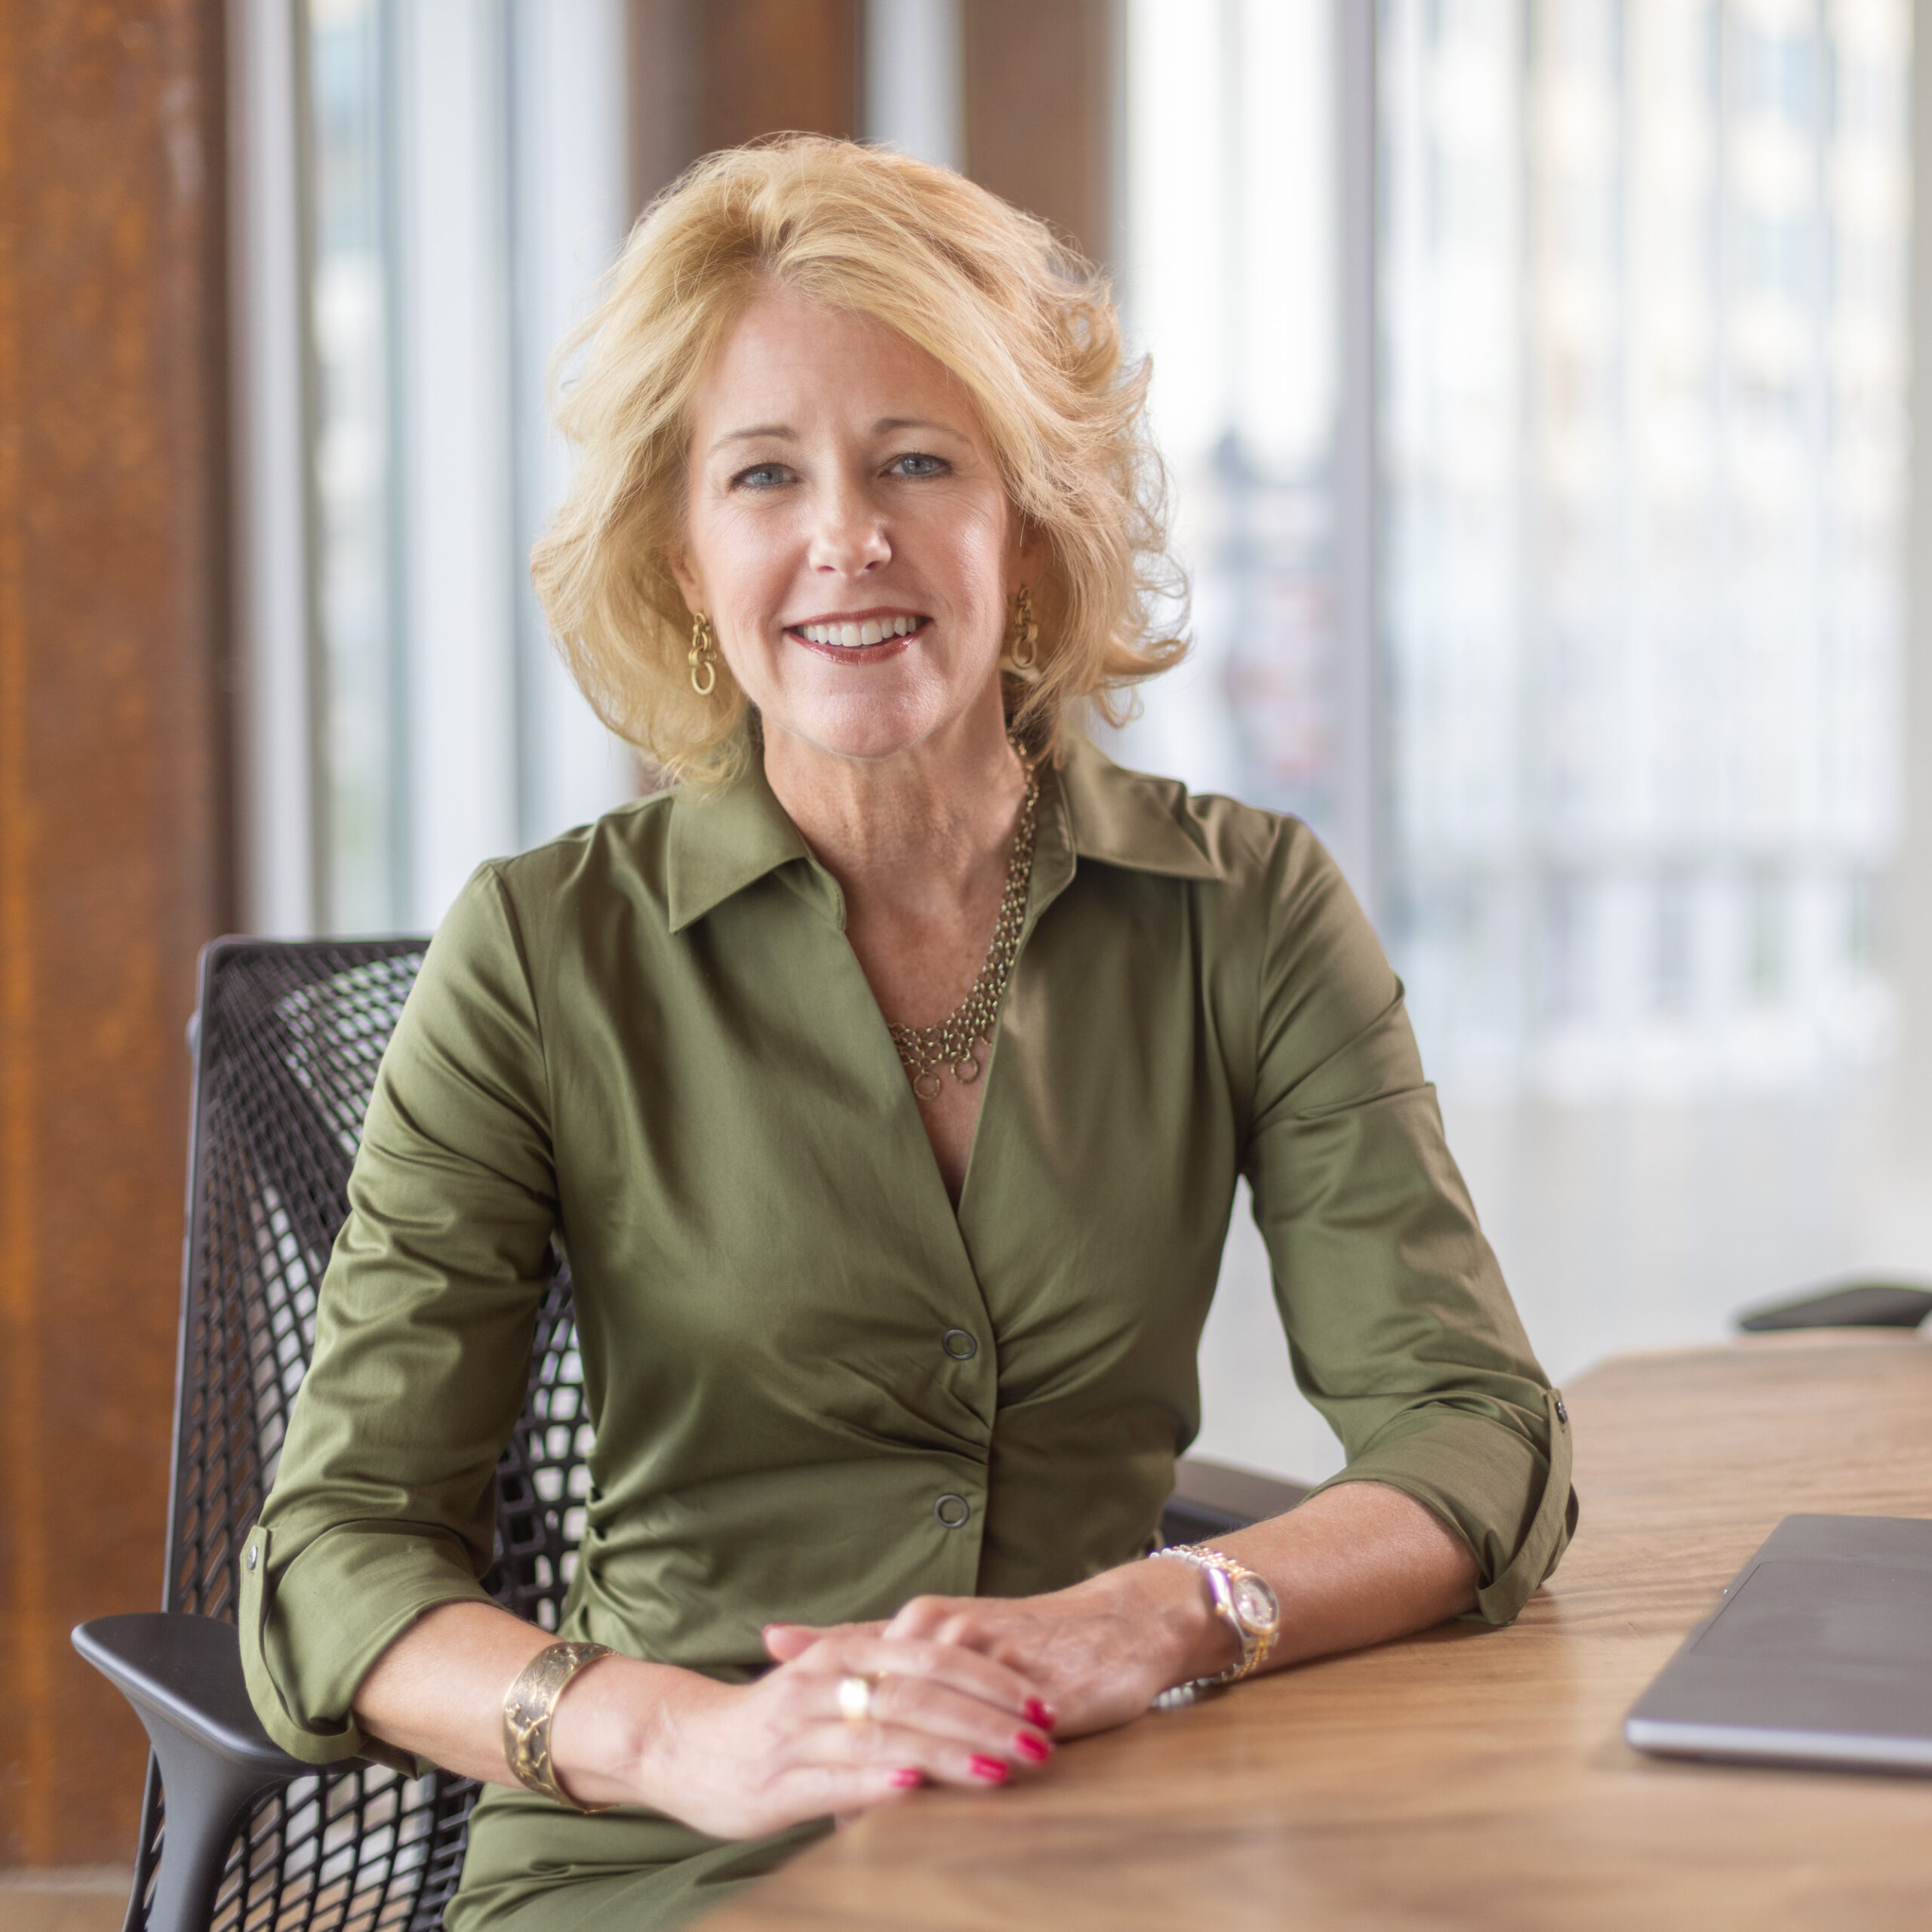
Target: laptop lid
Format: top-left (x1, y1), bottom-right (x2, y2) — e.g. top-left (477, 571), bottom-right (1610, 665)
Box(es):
top-left (1624, 1513), bottom-right (1932, 1774)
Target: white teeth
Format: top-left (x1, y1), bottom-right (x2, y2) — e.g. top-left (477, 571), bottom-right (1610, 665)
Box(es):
top-left (796, 617), bottom-right (921, 645)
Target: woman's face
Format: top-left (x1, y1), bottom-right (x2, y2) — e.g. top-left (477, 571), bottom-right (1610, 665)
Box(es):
top-left (671, 285), bottom-right (1027, 767)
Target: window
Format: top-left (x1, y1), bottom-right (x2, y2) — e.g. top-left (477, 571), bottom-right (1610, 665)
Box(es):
top-left (242, 0), bottom-right (637, 937)
top-left (1118, 0), bottom-right (1364, 884)
top-left (1382, 0), bottom-right (1908, 1099)
top-left (1123, 0), bottom-right (1916, 1481)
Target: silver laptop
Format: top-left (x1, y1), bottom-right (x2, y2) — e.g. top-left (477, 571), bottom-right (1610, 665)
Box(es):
top-left (1625, 1513), bottom-right (1932, 1773)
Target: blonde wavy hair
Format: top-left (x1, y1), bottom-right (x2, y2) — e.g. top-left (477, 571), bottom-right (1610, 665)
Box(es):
top-left (531, 134), bottom-right (1186, 786)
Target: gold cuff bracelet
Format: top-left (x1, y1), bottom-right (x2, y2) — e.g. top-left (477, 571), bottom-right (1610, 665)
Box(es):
top-left (501, 1640), bottom-right (615, 1812)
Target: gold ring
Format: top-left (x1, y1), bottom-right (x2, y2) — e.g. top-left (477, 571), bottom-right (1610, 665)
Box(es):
top-left (836, 1673), bottom-right (879, 1725)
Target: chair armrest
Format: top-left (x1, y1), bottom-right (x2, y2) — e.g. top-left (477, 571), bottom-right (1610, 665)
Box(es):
top-left (1160, 1457), bottom-right (1311, 1546)
top-left (72, 1613), bottom-right (310, 1779)
top-left (1735, 1281), bottom-right (1932, 1334)
top-left (75, 1614), bottom-right (343, 1932)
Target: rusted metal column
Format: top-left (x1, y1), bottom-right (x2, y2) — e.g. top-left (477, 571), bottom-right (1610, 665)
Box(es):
top-left (628, 0), bottom-right (860, 213)
top-left (0, 0), bottom-right (230, 1866)
top-left (964, 0), bottom-right (1117, 270)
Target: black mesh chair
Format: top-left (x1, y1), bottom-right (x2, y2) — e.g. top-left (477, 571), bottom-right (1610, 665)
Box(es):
top-left (72, 939), bottom-right (589, 1932)
top-left (73, 936), bottom-right (1301, 1932)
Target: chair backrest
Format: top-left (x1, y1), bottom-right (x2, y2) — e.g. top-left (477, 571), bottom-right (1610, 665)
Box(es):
top-left (143, 937), bottom-right (586, 1932)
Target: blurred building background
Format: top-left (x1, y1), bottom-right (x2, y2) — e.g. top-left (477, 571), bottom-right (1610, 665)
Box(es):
top-left (1132, 0), bottom-right (1932, 1487)
top-left (2, 0), bottom-right (1927, 1880)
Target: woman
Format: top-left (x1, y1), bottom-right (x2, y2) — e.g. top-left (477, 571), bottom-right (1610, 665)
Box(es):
top-left (241, 137), bottom-right (1574, 1930)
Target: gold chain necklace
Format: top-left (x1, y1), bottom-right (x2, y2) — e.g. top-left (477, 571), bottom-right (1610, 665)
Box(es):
top-left (888, 745), bottom-right (1041, 1102)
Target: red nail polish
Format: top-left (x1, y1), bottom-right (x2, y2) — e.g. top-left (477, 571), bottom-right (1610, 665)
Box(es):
top-left (1023, 1697), bottom-right (1057, 1730)
top-left (968, 1754), bottom-right (1008, 1784)
top-left (888, 1767), bottom-right (924, 1789)
top-left (1014, 1730), bottom-right (1051, 1763)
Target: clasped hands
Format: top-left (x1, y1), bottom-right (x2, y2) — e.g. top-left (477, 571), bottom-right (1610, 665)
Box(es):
top-left (558, 1558), bottom-right (1230, 1840)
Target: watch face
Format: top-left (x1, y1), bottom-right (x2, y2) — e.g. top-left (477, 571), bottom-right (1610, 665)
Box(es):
top-left (1232, 1574), bottom-right (1279, 1633)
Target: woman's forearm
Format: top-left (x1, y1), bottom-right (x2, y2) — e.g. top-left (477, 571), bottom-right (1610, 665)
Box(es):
top-left (1090, 1477), bottom-right (1481, 1698)
top-left (1209, 1478), bottom-right (1480, 1675)
top-left (350, 1600), bottom-right (688, 1801)
top-left (352, 1597), bottom-right (1059, 1832)
top-left (352, 1601), bottom-right (549, 1786)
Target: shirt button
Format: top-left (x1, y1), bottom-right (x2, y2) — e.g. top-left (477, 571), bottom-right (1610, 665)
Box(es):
top-left (934, 1494), bottom-right (971, 1529)
top-left (245, 1546), bottom-right (258, 1571)
top-left (941, 1328), bottom-right (978, 1361)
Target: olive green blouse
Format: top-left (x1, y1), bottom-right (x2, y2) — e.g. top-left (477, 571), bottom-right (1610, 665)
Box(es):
top-left (240, 736), bottom-right (1575, 1931)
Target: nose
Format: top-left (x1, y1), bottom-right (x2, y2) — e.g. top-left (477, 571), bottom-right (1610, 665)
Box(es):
top-left (806, 472), bottom-right (891, 578)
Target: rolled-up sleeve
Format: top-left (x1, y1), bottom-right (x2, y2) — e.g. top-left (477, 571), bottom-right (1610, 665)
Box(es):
top-left (1241, 830), bottom-right (1577, 1624)
top-left (239, 865), bottom-right (558, 1767)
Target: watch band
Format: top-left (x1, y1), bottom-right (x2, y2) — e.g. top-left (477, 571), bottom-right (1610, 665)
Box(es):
top-left (1146, 1543), bottom-right (1281, 1709)
top-left (501, 1640), bottom-right (616, 1811)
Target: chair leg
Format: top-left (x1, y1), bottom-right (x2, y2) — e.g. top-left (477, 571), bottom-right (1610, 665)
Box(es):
top-left (132, 1714), bottom-right (298, 1932)
top-left (119, 1753), bottom-right (162, 1932)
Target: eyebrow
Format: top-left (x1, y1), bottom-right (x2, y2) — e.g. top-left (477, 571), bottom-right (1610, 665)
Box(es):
top-left (711, 423), bottom-right (797, 451)
top-left (708, 414), bottom-right (970, 456)
top-left (870, 416), bottom-right (967, 438)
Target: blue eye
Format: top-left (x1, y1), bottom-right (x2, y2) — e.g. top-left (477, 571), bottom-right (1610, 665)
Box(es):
top-left (732, 463), bottom-right (790, 489)
top-left (891, 452), bottom-right (947, 478)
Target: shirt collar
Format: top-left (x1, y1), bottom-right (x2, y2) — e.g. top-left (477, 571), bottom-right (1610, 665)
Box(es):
top-left (1054, 732), bottom-right (1223, 881)
top-left (665, 755), bottom-right (815, 934)
top-left (663, 728), bottom-right (1222, 934)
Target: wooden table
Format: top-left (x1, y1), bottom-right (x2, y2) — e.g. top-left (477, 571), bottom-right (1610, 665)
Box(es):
top-left (707, 1336), bottom-right (1932, 1930)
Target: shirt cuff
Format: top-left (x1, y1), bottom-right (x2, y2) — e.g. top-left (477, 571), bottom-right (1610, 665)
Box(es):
top-left (239, 1520), bottom-right (497, 1774)
top-left (1306, 1386), bottom-right (1577, 1625)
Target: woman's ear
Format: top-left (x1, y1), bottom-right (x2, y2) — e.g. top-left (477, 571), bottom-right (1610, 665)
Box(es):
top-left (1011, 514), bottom-right (1045, 589)
top-left (667, 543), bottom-right (704, 614)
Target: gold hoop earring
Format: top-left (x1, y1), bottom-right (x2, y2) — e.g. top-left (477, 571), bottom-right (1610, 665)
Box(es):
top-left (1007, 587), bottom-right (1039, 672)
top-left (688, 612), bottom-right (718, 697)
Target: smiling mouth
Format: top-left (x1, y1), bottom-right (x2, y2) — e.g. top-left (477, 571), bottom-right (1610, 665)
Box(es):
top-left (789, 614), bottom-right (928, 649)
top-left (786, 613), bottom-right (928, 663)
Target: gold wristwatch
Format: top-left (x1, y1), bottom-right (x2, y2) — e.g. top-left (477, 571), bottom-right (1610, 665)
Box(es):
top-left (1146, 1543), bottom-right (1281, 1709)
